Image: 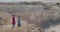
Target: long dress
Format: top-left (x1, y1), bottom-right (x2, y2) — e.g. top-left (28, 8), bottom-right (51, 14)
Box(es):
top-left (12, 15), bottom-right (16, 28)
top-left (17, 16), bottom-right (21, 27)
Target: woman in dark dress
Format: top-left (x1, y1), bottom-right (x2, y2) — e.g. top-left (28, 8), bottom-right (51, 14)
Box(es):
top-left (17, 16), bottom-right (21, 27)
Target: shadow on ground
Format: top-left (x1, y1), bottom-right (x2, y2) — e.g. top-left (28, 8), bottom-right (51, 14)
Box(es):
top-left (41, 18), bottom-right (60, 30)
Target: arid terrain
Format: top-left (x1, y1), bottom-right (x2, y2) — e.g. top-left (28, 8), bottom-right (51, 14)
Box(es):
top-left (0, 2), bottom-right (60, 32)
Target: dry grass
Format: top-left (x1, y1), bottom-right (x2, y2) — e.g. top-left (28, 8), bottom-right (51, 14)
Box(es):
top-left (0, 5), bottom-right (60, 32)
top-left (0, 11), bottom-right (59, 32)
